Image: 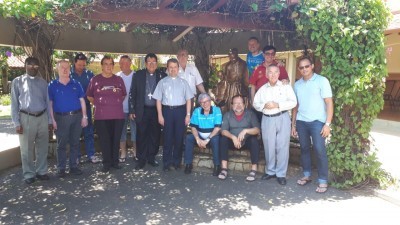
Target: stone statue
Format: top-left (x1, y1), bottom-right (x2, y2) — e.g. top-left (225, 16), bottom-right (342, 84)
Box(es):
top-left (211, 70), bottom-right (228, 112)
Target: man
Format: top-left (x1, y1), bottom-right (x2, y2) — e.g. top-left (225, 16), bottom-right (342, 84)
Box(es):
top-left (129, 53), bottom-right (167, 170)
top-left (246, 37), bottom-right (264, 78)
top-left (183, 93), bottom-right (222, 175)
top-left (153, 58), bottom-right (193, 171)
top-left (48, 60), bottom-right (88, 178)
top-left (11, 57), bottom-right (52, 184)
top-left (249, 45), bottom-right (289, 105)
top-left (291, 56), bottom-right (333, 193)
top-left (116, 55), bottom-right (136, 163)
top-left (177, 49), bottom-right (206, 96)
top-left (253, 65), bottom-right (297, 185)
top-left (70, 53), bottom-right (100, 164)
top-left (222, 48), bottom-right (249, 111)
top-left (218, 95), bottom-right (260, 182)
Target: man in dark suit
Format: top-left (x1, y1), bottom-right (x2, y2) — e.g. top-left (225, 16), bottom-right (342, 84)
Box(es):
top-left (129, 53), bottom-right (167, 170)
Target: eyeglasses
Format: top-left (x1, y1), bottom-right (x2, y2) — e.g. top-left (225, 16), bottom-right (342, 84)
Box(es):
top-left (298, 64), bottom-right (311, 70)
top-left (264, 52), bottom-right (275, 56)
top-left (147, 61), bottom-right (157, 65)
top-left (232, 102), bottom-right (244, 105)
top-left (26, 65), bottom-right (39, 69)
top-left (200, 100), bottom-right (210, 105)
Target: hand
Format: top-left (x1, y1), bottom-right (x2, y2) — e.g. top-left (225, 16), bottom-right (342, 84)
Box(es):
top-left (129, 114), bottom-right (136, 120)
top-left (185, 115), bottom-right (190, 126)
top-left (81, 118), bottom-right (88, 128)
top-left (196, 138), bottom-right (207, 149)
top-left (158, 115), bottom-right (164, 126)
top-left (320, 125), bottom-right (331, 138)
top-left (16, 126), bottom-right (23, 134)
top-left (277, 61), bottom-right (284, 67)
top-left (291, 126), bottom-right (298, 137)
top-left (48, 124), bottom-right (53, 132)
top-left (238, 129), bottom-right (247, 142)
top-left (281, 79), bottom-right (289, 85)
top-left (52, 121), bottom-right (58, 131)
top-left (232, 136), bottom-right (242, 149)
top-left (264, 101), bottom-right (278, 110)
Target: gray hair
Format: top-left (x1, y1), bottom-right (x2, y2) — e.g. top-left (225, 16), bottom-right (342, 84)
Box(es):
top-left (198, 93), bottom-right (211, 104)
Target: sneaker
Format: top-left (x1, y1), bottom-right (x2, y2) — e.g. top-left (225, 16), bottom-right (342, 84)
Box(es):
top-left (184, 164), bottom-right (193, 174)
top-left (57, 169), bottom-right (66, 178)
top-left (69, 167), bottom-right (83, 175)
top-left (88, 155), bottom-right (101, 164)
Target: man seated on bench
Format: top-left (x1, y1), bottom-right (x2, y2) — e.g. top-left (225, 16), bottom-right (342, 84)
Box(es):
top-left (184, 93), bottom-right (222, 176)
top-left (218, 94), bottom-right (261, 182)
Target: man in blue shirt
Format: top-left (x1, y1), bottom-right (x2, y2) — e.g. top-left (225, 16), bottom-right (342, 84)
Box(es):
top-left (184, 93), bottom-right (222, 176)
top-left (291, 56), bottom-right (333, 194)
top-left (70, 53), bottom-right (100, 164)
top-left (49, 60), bottom-right (88, 177)
top-left (246, 37), bottom-right (264, 79)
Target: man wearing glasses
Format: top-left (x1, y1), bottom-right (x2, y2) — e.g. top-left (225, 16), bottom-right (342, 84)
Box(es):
top-left (11, 57), bottom-right (53, 184)
top-left (291, 56), bottom-right (333, 194)
top-left (129, 53), bottom-right (167, 170)
top-left (70, 53), bottom-right (100, 164)
top-left (183, 93), bottom-right (222, 175)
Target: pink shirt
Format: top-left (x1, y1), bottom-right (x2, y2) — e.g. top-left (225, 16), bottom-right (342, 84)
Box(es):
top-left (86, 74), bottom-right (126, 120)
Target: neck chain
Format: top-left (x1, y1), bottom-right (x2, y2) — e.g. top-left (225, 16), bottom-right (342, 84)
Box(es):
top-left (146, 75), bottom-right (155, 100)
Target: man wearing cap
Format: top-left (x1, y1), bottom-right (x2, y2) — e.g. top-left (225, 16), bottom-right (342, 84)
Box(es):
top-left (11, 57), bottom-right (53, 184)
top-left (70, 53), bottom-right (100, 164)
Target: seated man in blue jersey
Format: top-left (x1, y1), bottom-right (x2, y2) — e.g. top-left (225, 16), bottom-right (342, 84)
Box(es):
top-left (184, 93), bottom-right (222, 176)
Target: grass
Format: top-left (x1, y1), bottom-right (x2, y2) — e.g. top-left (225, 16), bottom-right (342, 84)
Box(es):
top-left (0, 105), bottom-right (11, 119)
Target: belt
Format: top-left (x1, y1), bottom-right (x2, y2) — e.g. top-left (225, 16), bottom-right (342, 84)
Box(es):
top-left (162, 104), bottom-right (185, 109)
top-left (55, 109), bottom-right (81, 116)
top-left (20, 109), bottom-right (46, 117)
top-left (144, 105), bottom-right (156, 108)
top-left (264, 110), bottom-right (288, 117)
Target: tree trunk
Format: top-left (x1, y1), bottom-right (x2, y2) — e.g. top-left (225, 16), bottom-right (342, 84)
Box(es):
top-left (1, 68), bottom-right (8, 94)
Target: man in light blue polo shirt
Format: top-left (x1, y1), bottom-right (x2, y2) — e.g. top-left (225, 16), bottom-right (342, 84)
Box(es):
top-left (291, 56), bottom-right (333, 194)
top-left (183, 93), bottom-right (222, 176)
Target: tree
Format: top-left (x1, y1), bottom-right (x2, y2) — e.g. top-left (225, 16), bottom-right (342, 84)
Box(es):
top-left (296, 0), bottom-right (392, 188)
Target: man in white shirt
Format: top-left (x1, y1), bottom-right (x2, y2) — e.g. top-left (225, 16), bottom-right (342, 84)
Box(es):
top-left (116, 55), bottom-right (136, 163)
top-left (177, 49), bottom-right (206, 97)
top-left (253, 65), bottom-right (297, 185)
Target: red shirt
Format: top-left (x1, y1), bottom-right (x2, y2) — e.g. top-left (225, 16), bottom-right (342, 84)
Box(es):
top-left (249, 61), bottom-right (289, 91)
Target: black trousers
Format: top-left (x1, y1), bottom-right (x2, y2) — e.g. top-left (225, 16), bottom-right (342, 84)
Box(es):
top-left (136, 106), bottom-right (161, 163)
top-left (220, 135), bottom-right (260, 164)
top-left (95, 119), bottom-right (124, 168)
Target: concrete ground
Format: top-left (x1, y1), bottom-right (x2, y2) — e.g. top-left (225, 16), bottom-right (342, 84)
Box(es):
top-left (0, 116), bottom-right (400, 224)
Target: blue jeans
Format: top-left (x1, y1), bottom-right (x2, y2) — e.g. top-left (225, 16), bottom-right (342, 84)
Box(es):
top-left (79, 103), bottom-right (95, 159)
top-left (184, 134), bottom-right (220, 165)
top-left (120, 113), bottom-right (136, 142)
top-left (296, 120), bottom-right (329, 184)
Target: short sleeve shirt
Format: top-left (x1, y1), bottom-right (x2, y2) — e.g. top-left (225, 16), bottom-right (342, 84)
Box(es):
top-left (116, 71), bottom-right (134, 113)
top-left (294, 73), bottom-right (333, 123)
top-left (48, 79), bottom-right (84, 113)
top-left (221, 109), bottom-right (260, 140)
top-left (190, 106), bottom-right (222, 139)
top-left (249, 62), bottom-right (289, 91)
top-left (152, 76), bottom-right (194, 106)
top-left (178, 64), bottom-right (203, 95)
top-left (246, 51), bottom-right (264, 78)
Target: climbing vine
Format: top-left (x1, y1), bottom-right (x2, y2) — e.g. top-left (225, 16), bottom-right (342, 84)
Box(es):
top-left (296, 0), bottom-right (392, 188)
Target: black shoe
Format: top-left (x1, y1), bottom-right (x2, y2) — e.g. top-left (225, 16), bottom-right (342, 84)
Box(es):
top-left (174, 164), bottom-right (181, 170)
top-left (69, 167), bottom-right (83, 175)
top-left (24, 177), bottom-right (36, 184)
top-left (57, 169), bottom-right (66, 178)
top-left (277, 177), bottom-right (287, 185)
top-left (261, 174), bottom-right (277, 180)
top-left (212, 165), bottom-right (221, 176)
top-left (135, 161), bottom-right (146, 170)
top-left (36, 174), bottom-right (50, 180)
top-left (101, 166), bottom-right (110, 173)
top-left (112, 164), bottom-right (122, 170)
top-left (147, 160), bottom-right (159, 167)
top-left (184, 164), bottom-right (193, 174)
top-left (163, 165), bottom-right (172, 172)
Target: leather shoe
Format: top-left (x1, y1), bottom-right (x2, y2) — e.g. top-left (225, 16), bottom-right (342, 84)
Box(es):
top-left (261, 174), bottom-right (277, 180)
top-left (163, 166), bottom-right (172, 172)
top-left (24, 177), bottom-right (35, 184)
top-left (69, 167), bottom-right (83, 175)
top-left (212, 165), bottom-right (221, 176)
top-left (184, 164), bottom-right (193, 174)
top-left (147, 160), bottom-right (159, 167)
top-left (36, 174), bottom-right (50, 180)
top-left (101, 166), bottom-right (110, 173)
top-left (112, 165), bottom-right (122, 170)
top-left (135, 161), bottom-right (146, 170)
top-left (277, 177), bottom-right (287, 185)
top-left (57, 169), bottom-right (66, 178)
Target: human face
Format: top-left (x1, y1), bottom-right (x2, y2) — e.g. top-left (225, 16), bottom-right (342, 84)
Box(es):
top-left (177, 50), bottom-right (188, 66)
top-left (199, 97), bottom-right (211, 111)
top-left (267, 66), bottom-right (280, 85)
top-left (167, 61), bottom-right (179, 77)
top-left (263, 50), bottom-right (276, 64)
top-left (145, 57), bottom-right (157, 74)
top-left (101, 59), bottom-right (114, 75)
top-left (232, 96), bottom-right (245, 114)
top-left (74, 59), bottom-right (86, 74)
top-left (57, 61), bottom-right (70, 79)
top-left (248, 39), bottom-right (260, 54)
top-left (25, 61), bottom-right (39, 77)
top-left (298, 59), bottom-right (314, 79)
top-left (119, 58), bottom-right (132, 74)
top-left (229, 52), bottom-right (238, 63)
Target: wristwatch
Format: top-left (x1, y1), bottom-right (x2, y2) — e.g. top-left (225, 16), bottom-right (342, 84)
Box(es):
top-left (206, 137), bottom-right (211, 142)
top-left (325, 122), bottom-right (331, 127)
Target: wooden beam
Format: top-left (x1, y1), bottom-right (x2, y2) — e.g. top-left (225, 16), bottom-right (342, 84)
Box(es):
top-left (85, 7), bottom-right (290, 31)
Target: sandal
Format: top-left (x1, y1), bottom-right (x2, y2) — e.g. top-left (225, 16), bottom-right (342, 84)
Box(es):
top-left (218, 169), bottom-right (228, 180)
top-left (316, 184), bottom-right (328, 193)
top-left (246, 170), bottom-right (257, 182)
top-left (119, 157), bottom-right (126, 163)
top-left (297, 177), bottom-right (312, 186)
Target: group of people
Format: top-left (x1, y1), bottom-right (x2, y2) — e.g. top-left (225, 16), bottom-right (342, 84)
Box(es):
top-left (11, 37), bottom-right (333, 194)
